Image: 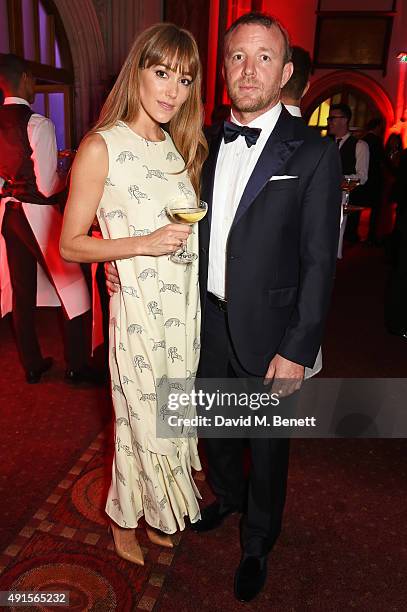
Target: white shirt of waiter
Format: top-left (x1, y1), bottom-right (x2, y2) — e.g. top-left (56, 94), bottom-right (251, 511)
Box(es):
top-left (0, 97), bottom-right (90, 319)
top-left (208, 103), bottom-right (282, 300)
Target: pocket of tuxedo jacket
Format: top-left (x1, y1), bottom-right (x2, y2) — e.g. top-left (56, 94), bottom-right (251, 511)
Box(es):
top-left (268, 286), bottom-right (297, 307)
top-left (266, 177), bottom-right (299, 191)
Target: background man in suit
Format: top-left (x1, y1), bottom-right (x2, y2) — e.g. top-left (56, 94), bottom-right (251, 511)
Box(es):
top-left (193, 12), bottom-right (342, 602)
top-left (327, 103), bottom-right (369, 244)
top-left (281, 45), bottom-right (311, 118)
top-left (105, 11), bottom-right (341, 602)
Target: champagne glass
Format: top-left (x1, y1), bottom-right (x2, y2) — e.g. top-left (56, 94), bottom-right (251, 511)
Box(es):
top-left (166, 199), bottom-right (208, 264)
top-left (341, 176), bottom-right (360, 211)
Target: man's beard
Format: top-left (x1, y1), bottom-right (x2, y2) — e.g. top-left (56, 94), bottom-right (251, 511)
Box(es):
top-left (228, 80), bottom-right (280, 114)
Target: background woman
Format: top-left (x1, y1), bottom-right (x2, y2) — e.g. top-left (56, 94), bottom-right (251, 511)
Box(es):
top-left (60, 23), bottom-right (207, 565)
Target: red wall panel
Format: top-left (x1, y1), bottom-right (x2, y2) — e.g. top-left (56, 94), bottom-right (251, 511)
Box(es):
top-left (164, 0), bottom-right (211, 103)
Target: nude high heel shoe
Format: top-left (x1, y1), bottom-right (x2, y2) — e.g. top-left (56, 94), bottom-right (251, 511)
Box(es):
top-left (146, 526), bottom-right (174, 548)
top-left (110, 523), bottom-right (145, 565)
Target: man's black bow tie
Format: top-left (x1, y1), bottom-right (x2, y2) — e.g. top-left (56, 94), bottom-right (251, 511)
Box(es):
top-left (223, 121), bottom-right (262, 148)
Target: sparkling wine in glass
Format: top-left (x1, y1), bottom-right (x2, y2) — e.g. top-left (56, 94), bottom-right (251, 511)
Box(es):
top-left (166, 199), bottom-right (208, 264)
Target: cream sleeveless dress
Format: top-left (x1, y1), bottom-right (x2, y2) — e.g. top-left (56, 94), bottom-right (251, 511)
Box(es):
top-left (97, 121), bottom-right (202, 533)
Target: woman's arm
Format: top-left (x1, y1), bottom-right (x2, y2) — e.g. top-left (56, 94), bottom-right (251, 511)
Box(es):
top-left (60, 133), bottom-right (190, 263)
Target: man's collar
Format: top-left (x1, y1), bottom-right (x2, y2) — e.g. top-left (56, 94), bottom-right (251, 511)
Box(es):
top-left (4, 96), bottom-right (31, 107)
top-left (284, 104), bottom-right (302, 118)
top-left (340, 132), bottom-right (351, 144)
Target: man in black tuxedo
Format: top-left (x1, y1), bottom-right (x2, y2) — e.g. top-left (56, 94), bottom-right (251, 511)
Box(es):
top-left (192, 12), bottom-right (342, 602)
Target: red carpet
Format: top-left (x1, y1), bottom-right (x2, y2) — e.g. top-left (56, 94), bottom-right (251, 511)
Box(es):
top-left (0, 241), bottom-right (406, 610)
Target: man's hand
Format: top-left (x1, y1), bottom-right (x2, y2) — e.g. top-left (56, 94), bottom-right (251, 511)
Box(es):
top-left (105, 261), bottom-right (120, 296)
top-left (264, 354), bottom-right (304, 397)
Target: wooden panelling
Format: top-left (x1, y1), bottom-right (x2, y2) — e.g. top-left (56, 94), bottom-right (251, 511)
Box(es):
top-left (7, 0), bottom-right (24, 56)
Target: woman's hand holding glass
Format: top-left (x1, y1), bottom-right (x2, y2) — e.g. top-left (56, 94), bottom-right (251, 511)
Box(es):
top-left (134, 223), bottom-right (191, 257)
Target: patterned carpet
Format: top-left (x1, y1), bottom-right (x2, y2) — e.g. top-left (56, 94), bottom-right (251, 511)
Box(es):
top-left (1, 428), bottom-right (406, 610)
top-left (0, 427), bottom-right (193, 610)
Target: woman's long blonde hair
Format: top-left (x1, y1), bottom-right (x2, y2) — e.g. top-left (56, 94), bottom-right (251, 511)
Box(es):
top-left (93, 23), bottom-right (208, 196)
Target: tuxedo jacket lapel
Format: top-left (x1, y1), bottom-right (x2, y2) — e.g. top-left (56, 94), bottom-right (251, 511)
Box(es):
top-left (232, 108), bottom-right (304, 228)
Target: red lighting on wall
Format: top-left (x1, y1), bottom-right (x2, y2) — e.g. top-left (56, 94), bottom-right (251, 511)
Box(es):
top-left (205, 0), bottom-right (221, 121)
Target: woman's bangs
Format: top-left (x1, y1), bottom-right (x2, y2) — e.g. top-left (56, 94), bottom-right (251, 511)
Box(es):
top-left (142, 30), bottom-right (198, 79)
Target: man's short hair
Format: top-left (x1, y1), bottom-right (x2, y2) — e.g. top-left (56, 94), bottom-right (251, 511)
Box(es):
top-left (281, 46), bottom-right (311, 99)
top-left (224, 12), bottom-right (292, 65)
top-left (0, 54), bottom-right (29, 89)
top-left (330, 103), bottom-right (352, 123)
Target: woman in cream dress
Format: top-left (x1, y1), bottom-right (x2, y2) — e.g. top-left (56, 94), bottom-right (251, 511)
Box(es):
top-left (60, 23), bottom-right (207, 564)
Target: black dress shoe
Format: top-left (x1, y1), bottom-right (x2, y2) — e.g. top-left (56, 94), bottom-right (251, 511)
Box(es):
top-left (64, 365), bottom-right (105, 385)
top-left (191, 501), bottom-right (239, 533)
top-left (25, 356), bottom-right (54, 384)
top-left (234, 554), bottom-right (268, 602)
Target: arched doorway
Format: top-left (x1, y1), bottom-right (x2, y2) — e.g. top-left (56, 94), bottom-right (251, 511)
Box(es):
top-left (306, 87), bottom-right (380, 137)
top-left (302, 70), bottom-right (394, 138)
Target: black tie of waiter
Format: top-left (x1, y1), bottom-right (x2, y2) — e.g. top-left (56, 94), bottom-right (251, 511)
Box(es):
top-left (223, 121), bottom-right (261, 148)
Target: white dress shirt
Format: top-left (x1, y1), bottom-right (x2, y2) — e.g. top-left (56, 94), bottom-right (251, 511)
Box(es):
top-left (0, 96), bottom-right (62, 197)
top-left (284, 104), bottom-right (302, 117)
top-left (337, 132), bottom-right (369, 185)
top-left (208, 103), bottom-right (282, 300)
